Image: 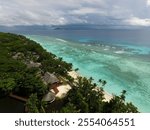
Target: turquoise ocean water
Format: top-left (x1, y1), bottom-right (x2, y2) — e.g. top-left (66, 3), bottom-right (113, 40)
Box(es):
top-left (26, 31), bottom-right (150, 112)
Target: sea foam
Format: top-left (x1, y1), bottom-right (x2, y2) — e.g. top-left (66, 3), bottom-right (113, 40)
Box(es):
top-left (56, 38), bottom-right (67, 42)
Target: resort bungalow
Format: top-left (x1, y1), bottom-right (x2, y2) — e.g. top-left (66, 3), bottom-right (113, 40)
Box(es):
top-left (42, 91), bottom-right (55, 103)
top-left (42, 72), bottom-right (60, 94)
top-left (25, 61), bottom-right (41, 68)
top-left (12, 52), bottom-right (24, 60)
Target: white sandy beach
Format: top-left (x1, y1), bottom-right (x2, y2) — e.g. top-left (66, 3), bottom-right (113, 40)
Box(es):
top-left (68, 71), bottom-right (79, 80)
top-left (53, 70), bottom-right (113, 101)
top-left (55, 84), bottom-right (71, 98)
top-left (68, 70), bottom-right (113, 102)
top-left (103, 91), bottom-right (113, 102)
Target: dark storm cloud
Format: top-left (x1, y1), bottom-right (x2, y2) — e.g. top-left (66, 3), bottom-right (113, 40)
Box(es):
top-left (0, 0), bottom-right (150, 26)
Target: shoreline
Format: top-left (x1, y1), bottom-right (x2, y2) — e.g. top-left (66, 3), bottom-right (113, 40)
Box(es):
top-left (68, 70), bottom-right (113, 102)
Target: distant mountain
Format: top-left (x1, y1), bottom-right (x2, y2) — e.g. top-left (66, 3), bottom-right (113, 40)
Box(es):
top-left (52, 24), bottom-right (150, 30)
top-left (0, 25), bottom-right (53, 34)
top-left (0, 24), bottom-right (150, 35)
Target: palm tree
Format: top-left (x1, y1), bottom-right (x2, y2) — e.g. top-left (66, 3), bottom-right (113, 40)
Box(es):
top-left (98, 79), bottom-right (102, 83)
top-left (102, 80), bottom-right (107, 86)
top-left (120, 90), bottom-right (127, 101)
top-left (98, 79), bottom-right (107, 86)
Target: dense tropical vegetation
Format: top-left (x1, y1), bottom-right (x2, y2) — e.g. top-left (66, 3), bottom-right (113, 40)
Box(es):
top-left (0, 32), bottom-right (138, 113)
top-left (0, 32), bottom-right (72, 97)
top-left (60, 77), bottom-right (138, 113)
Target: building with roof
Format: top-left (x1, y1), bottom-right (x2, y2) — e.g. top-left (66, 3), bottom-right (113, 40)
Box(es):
top-left (42, 91), bottom-right (55, 103)
top-left (25, 61), bottom-right (41, 68)
top-left (42, 72), bottom-right (60, 94)
top-left (43, 72), bottom-right (60, 85)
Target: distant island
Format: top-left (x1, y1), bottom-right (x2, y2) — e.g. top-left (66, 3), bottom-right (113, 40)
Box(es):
top-left (0, 32), bottom-right (138, 113)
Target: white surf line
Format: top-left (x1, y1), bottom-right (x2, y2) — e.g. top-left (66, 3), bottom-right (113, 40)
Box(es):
top-left (56, 38), bottom-right (67, 42)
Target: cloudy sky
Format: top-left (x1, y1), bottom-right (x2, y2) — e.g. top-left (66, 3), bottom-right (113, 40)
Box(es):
top-left (0, 0), bottom-right (150, 26)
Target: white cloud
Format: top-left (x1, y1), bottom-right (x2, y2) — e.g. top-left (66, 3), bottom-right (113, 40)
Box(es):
top-left (125, 17), bottom-right (150, 26)
top-left (58, 17), bottom-right (67, 25)
top-left (71, 7), bottom-right (99, 15)
top-left (147, 0), bottom-right (150, 6)
top-left (0, 0), bottom-right (150, 26)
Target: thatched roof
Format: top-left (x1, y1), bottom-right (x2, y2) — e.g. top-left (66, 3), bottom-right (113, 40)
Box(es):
top-left (43, 72), bottom-right (59, 85)
top-left (42, 91), bottom-right (55, 103)
top-left (12, 52), bottom-right (24, 60)
top-left (26, 61), bottom-right (41, 68)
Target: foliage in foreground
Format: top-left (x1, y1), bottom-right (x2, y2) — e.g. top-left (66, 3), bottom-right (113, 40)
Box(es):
top-left (26, 93), bottom-right (47, 113)
top-left (60, 77), bottom-right (138, 113)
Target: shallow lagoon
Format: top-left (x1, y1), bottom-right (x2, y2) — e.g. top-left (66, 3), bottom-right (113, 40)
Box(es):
top-left (27, 34), bottom-right (150, 112)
